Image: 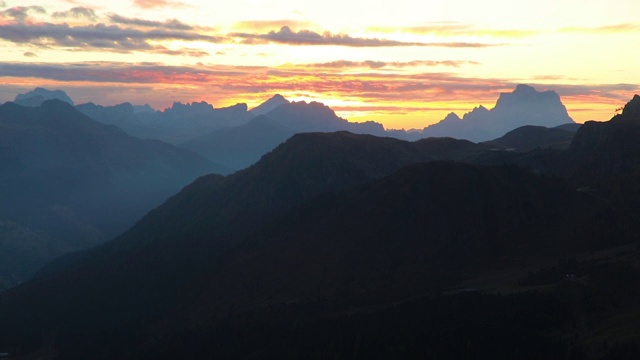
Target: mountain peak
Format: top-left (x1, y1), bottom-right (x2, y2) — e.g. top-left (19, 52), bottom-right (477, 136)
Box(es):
top-left (14, 87), bottom-right (75, 107)
top-left (443, 112), bottom-right (461, 122)
top-left (622, 94), bottom-right (640, 118)
top-left (514, 84), bottom-right (537, 94)
top-left (250, 94), bottom-right (290, 116)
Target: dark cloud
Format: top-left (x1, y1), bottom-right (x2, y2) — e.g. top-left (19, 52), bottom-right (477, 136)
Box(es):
top-left (23, 51), bottom-right (37, 57)
top-left (1, 6), bottom-right (46, 22)
top-left (108, 14), bottom-right (194, 31)
top-left (231, 26), bottom-right (500, 47)
top-left (52, 7), bottom-right (98, 21)
top-left (156, 48), bottom-right (209, 57)
top-left (0, 62), bottom-right (251, 83)
top-left (0, 22), bottom-right (224, 53)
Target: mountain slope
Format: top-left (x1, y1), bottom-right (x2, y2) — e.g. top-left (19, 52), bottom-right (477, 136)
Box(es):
top-left (0, 100), bottom-right (219, 285)
top-left (481, 125), bottom-right (576, 151)
top-left (180, 115), bottom-right (293, 172)
top-left (0, 133), bottom-right (491, 347)
top-left (0, 159), bottom-right (627, 359)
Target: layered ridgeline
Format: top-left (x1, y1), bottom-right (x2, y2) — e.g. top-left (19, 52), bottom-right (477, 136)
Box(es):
top-left (181, 98), bottom-right (386, 171)
top-left (0, 100), bottom-right (220, 288)
top-left (15, 85), bottom-right (577, 172)
top-left (1, 96), bottom-right (640, 359)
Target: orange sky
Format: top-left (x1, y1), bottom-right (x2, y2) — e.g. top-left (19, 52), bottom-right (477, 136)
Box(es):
top-left (0, 1), bottom-right (638, 129)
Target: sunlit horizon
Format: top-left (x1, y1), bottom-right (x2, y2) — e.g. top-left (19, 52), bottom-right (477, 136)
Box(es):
top-left (1, 0), bottom-right (638, 129)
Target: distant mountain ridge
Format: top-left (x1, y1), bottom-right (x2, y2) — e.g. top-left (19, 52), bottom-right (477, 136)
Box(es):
top-left (13, 85), bottom-right (580, 172)
top-left (420, 84), bottom-right (574, 142)
top-left (14, 87), bottom-right (75, 107)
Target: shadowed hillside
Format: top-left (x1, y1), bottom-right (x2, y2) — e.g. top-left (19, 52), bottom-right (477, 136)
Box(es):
top-left (0, 100), bottom-right (220, 286)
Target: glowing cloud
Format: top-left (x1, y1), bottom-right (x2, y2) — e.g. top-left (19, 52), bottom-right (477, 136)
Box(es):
top-left (133, 0), bottom-right (189, 9)
top-left (560, 23), bottom-right (640, 33)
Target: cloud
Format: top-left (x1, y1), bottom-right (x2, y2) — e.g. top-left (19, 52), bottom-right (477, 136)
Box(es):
top-left (0, 62), bottom-right (253, 84)
top-left (370, 23), bottom-right (538, 38)
top-left (559, 23), bottom-right (640, 33)
top-left (108, 14), bottom-right (194, 31)
top-left (231, 26), bottom-right (501, 47)
top-left (23, 51), bottom-right (37, 57)
top-left (0, 6), bottom-right (46, 22)
top-left (133, 0), bottom-right (188, 9)
top-left (301, 60), bottom-right (480, 69)
top-left (52, 7), bottom-right (98, 21)
top-left (233, 20), bottom-right (314, 32)
top-left (0, 22), bottom-right (223, 54)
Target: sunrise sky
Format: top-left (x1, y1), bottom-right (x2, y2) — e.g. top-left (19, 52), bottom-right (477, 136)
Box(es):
top-left (0, 0), bottom-right (638, 129)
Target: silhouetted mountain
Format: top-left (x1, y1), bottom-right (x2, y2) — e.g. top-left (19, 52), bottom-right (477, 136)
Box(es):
top-left (132, 104), bottom-right (155, 114)
top-left (264, 100), bottom-right (387, 135)
top-left (179, 98), bottom-right (389, 171)
top-left (561, 95), bottom-right (640, 211)
top-left (250, 94), bottom-right (290, 116)
top-left (421, 85), bottom-right (574, 142)
top-left (0, 100), bottom-right (219, 286)
top-left (180, 115), bottom-right (293, 172)
top-left (555, 122), bottom-right (582, 132)
top-left (567, 95), bottom-right (640, 177)
top-left (482, 125), bottom-right (576, 151)
top-left (75, 102), bottom-right (148, 138)
top-left (14, 87), bottom-right (75, 107)
top-left (77, 101), bottom-right (255, 145)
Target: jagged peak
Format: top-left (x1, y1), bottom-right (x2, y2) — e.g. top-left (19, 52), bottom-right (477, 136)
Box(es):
top-left (270, 94), bottom-right (288, 101)
top-left (250, 94), bottom-right (290, 115)
top-left (443, 112), bottom-right (461, 121)
top-left (622, 95), bottom-right (640, 118)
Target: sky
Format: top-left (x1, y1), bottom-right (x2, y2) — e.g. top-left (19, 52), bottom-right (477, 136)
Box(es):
top-left (0, 0), bottom-right (638, 129)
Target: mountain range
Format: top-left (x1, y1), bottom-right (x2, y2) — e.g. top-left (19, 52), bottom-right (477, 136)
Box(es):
top-left (16, 84), bottom-right (578, 172)
top-left (0, 94), bottom-right (638, 359)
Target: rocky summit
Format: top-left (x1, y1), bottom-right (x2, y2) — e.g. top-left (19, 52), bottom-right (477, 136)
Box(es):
top-left (422, 84), bottom-right (574, 142)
